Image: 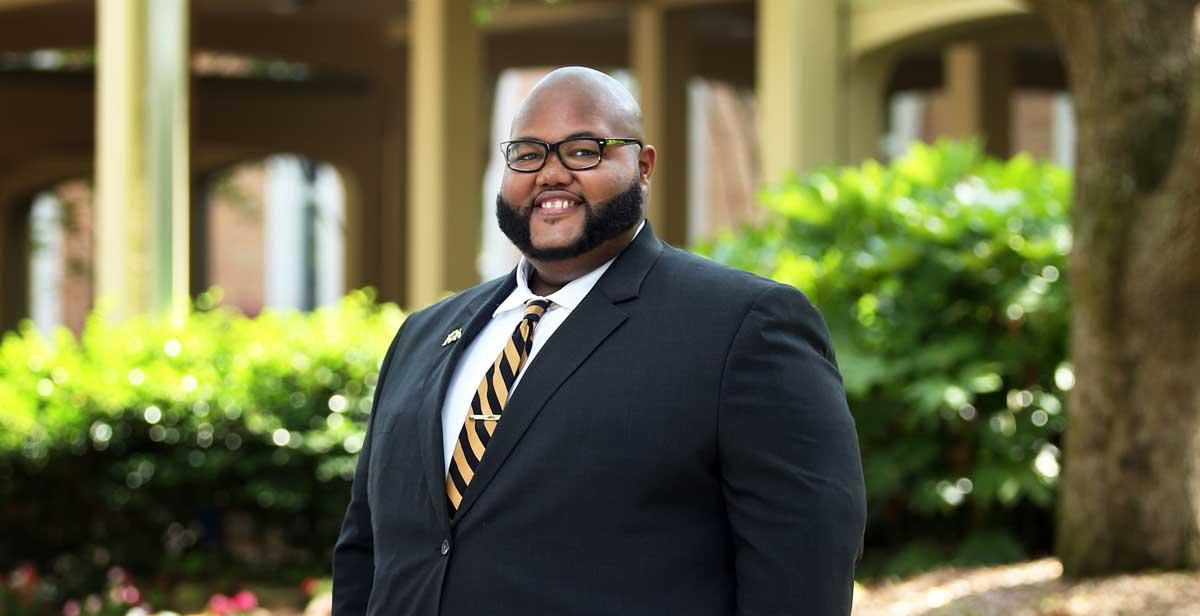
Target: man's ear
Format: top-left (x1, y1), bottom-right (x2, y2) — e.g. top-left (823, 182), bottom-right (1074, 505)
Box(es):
top-left (638, 144), bottom-right (657, 186)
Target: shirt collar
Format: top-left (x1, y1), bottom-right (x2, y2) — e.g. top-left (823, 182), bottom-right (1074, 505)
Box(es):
top-left (494, 220), bottom-right (645, 316)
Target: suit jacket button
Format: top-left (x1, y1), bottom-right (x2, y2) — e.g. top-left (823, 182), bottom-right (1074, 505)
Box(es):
top-left (440, 539), bottom-right (450, 556)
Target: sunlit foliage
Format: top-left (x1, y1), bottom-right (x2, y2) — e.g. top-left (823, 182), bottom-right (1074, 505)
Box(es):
top-left (0, 290), bottom-right (403, 581)
top-left (698, 141), bottom-right (1072, 578)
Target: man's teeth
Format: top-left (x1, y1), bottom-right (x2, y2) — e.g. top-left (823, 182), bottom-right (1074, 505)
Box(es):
top-left (540, 199), bottom-right (575, 209)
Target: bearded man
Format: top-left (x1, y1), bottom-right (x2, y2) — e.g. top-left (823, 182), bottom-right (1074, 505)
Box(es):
top-left (333, 66), bottom-right (866, 616)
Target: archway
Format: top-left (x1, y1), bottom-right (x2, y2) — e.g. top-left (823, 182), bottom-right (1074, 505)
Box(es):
top-left (197, 155), bottom-right (347, 317)
top-left (847, 6), bottom-right (1069, 165)
top-left (0, 177), bottom-right (96, 336)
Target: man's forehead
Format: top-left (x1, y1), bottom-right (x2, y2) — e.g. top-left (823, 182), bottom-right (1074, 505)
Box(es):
top-left (509, 111), bottom-right (611, 142)
top-left (511, 106), bottom-right (609, 138)
top-left (509, 76), bottom-right (640, 139)
top-left (513, 109), bottom-right (641, 144)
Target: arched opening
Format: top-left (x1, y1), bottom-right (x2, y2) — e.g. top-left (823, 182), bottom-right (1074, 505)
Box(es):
top-left (24, 178), bottom-right (93, 335)
top-left (198, 155), bottom-right (346, 316)
top-left (862, 13), bottom-right (1071, 167)
top-left (882, 47), bottom-right (1071, 164)
top-left (685, 76), bottom-right (760, 244)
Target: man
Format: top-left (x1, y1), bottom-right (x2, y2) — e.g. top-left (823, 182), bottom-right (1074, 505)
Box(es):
top-left (333, 67), bottom-right (866, 615)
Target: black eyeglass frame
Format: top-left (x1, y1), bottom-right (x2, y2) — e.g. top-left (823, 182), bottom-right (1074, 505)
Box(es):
top-left (499, 137), bottom-right (643, 172)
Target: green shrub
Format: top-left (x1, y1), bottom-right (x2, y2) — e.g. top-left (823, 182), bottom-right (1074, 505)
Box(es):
top-left (0, 289), bottom-right (403, 585)
top-left (698, 141), bottom-right (1072, 577)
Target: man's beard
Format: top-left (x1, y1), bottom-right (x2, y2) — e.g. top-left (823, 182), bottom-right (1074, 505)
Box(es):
top-left (495, 180), bottom-right (644, 262)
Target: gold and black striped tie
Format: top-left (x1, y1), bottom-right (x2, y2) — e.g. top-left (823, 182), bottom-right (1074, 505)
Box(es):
top-left (446, 298), bottom-right (552, 516)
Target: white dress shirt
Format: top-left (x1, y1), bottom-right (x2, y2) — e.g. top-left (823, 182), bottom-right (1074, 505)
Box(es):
top-left (439, 222), bottom-right (645, 472)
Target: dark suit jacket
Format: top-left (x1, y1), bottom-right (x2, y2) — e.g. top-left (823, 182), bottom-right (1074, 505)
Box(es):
top-left (333, 224), bottom-right (866, 616)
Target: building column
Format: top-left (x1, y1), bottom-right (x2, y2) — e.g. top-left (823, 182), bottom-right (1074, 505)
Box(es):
top-left (377, 66), bottom-right (407, 305)
top-left (263, 157), bottom-right (306, 310)
top-left (630, 5), bottom-right (690, 247)
top-left (0, 207), bottom-right (8, 331)
top-left (28, 195), bottom-right (63, 335)
top-left (0, 211), bottom-right (6, 330)
top-left (845, 52), bottom-right (894, 163)
top-left (0, 204), bottom-right (28, 333)
top-left (406, 0), bottom-right (483, 309)
top-left (95, 0), bottom-right (150, 320)
top-left (944, 43), bottom-right (1012, 157)
top-left (756, 0), bottom-right (840, 184)
top-left (96, 0), bottom-right (190, 321)
top-left (148, 0), bottom-right (191, 322)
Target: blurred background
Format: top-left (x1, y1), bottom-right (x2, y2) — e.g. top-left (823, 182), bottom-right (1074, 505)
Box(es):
top-left (4, 1), bottom-right (1191, 615)
top-left (0, 0), bottom-right (1072, 332)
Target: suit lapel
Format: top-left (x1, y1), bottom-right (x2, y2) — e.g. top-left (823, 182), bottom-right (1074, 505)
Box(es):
top-left (451, 223), bottom-right (665, 524)
top-left (416, 274), bottom-right (516, 523)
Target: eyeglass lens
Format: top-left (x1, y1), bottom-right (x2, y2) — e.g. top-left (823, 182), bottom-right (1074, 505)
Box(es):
top-left (505, 139), bottom-right (603, 171)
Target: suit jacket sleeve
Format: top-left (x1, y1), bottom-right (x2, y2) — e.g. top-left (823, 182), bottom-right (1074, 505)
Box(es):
top-left (718, 284), bottom-right (867, 616)
top-left (332, 324), bottom-right (406, 616)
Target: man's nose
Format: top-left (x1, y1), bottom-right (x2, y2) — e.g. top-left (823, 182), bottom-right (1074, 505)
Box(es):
top-left (535, 151), bottom-right (572, 186)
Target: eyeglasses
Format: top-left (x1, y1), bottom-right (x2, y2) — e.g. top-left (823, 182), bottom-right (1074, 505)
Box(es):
top-left (500, 137), bottom-right (643, 172)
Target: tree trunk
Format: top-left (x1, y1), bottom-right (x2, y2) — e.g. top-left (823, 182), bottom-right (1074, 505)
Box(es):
top-left (1027, 0), bottom-right (1200, 576)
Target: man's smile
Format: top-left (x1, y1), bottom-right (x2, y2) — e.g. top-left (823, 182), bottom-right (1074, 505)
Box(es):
top-left (532, 190), bottom-right (585, 217)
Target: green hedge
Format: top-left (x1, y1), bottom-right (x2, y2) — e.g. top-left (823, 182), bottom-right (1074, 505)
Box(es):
top-left (0, 290), bottom-right (403, 587)
top-left (698, 141), bottom-right (1072, 577)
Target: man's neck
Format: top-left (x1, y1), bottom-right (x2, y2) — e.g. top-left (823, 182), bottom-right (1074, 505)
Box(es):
top-left (525, 224), bottom-right (640, 296)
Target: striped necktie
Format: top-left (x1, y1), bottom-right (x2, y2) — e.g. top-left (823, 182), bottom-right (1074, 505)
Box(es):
top-left (446, 298), bottom-right (552, 516)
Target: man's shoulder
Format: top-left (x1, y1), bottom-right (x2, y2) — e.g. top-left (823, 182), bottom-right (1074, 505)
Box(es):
top-left (646, 244), bottom-right (827, 326)
top-left (653, 244), bottom-right (786, 299)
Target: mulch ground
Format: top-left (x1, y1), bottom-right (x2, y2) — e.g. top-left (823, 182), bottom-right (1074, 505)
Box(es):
top-left (853, 559), bottom-right (1200, 616)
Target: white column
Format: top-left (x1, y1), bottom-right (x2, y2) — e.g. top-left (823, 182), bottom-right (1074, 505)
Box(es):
top-left (264, 156), bottom-right (306, 310)
top-left (886, 92), bottom-right (927, 160)
top-left (95, 0), bottom-right (149, 319)
top-left (1052, 93), bottom-right (1076, 170)
top-left (314, 163), bottom-right (346, 307)
top-left (28, 193), bottom-right (63, 336)
top-left (95, 0), bottom-right (190, 321)
top-left (146, 0), bottom-right (190, 321)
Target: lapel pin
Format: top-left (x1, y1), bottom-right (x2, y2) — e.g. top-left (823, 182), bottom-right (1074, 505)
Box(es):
top-left (442, 328), bottom-right (463, 347)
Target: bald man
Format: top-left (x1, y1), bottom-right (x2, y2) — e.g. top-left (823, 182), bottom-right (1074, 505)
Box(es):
top-left (332, 67), bottom-right (866, 616)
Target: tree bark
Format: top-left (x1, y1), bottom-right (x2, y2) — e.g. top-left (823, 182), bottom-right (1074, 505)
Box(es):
top-left (1026, 0), bottom-right (1200, 576)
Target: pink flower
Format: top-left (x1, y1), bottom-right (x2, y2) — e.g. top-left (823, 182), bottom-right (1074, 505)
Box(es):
top-left (106, 567), bottom-right (128, 585)
top-left (62, 599), bottom-right (82, 616)
top-left (231, 590), bottom-right (258, 612)
top-left (83, 595), bottom-right (102, 614)
top-left (208, 593), bottom-right (232, 615)
top-left (120, 585), bottom-right (140, 604)
top-left (11, 563), bottom-right (37, 589)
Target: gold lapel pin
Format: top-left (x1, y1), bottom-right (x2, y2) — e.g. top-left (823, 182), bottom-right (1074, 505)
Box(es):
top-left (441, 328), bottom-right (463, 347)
